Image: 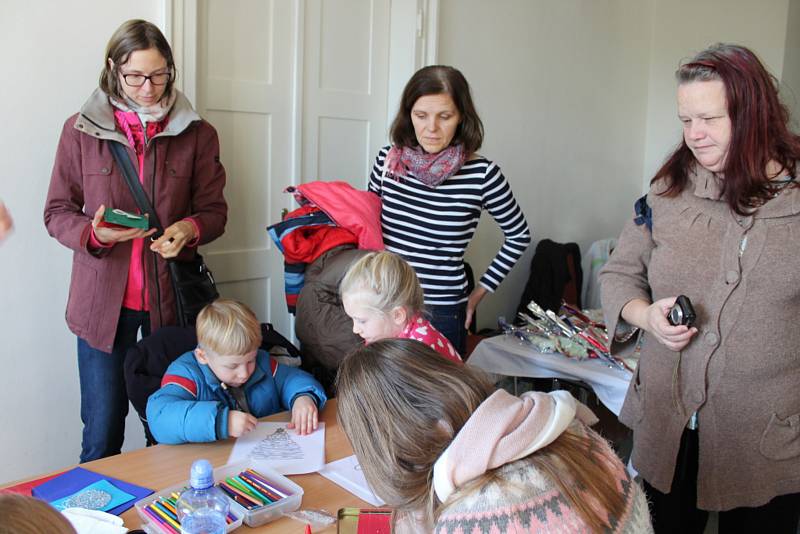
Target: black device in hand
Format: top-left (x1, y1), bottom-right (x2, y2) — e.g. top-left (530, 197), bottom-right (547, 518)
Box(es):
top-left (668, 295), bottom-right (696, 327)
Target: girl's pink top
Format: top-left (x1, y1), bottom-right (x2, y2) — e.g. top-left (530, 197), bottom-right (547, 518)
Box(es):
top-left (399, 315), bottom-right (463, 364)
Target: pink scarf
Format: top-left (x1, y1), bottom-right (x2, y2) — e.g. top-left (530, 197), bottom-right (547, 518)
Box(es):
top-left (432, 389), bottom-right (598, 502)
top-left (384, 144), bottom-right (466, 188)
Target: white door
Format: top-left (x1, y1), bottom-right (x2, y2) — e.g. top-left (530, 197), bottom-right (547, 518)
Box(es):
top-left (177, 0), bottom-right (425, 332)
top-left (192, 0), bottom-right (299, 334)
top-left (301, 0), bottom-right (390, 189)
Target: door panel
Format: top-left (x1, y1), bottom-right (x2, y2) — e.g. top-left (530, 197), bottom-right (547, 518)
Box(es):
top-left (303, 0), bottom-right (390, 188)
top-left (196, 0), bottom-right (296, 334)
top-left (193, 0), bottom-right (393, 335)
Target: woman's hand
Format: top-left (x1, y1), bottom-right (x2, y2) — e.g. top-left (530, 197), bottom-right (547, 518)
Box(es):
top-left (622, 297), bottom-right (698, 352)
top-left (227, 410), bottom-right (257, 438)
top-left (287, 395), bottom-right (319, 436)
top-left (149, 220), bottom-right (196, 259)
top-left (464, 286), bottom-right (488, 329)
top-left (91, 204), bottom-right (155, 245)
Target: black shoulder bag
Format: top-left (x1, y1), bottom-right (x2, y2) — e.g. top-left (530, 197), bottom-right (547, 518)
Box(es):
top-left (109, 141), bottom-right (219, 326)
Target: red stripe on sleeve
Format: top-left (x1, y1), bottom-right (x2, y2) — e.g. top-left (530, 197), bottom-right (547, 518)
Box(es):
top-left (161, 374), bottom-right (198, 397)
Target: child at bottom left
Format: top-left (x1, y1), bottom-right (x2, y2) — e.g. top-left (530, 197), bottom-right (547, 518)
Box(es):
top-left (147, 299), bottom-right (327, 445)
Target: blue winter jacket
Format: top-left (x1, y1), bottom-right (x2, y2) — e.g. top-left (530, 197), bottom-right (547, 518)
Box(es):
top-left (146, 349), bottom-right (327, 444)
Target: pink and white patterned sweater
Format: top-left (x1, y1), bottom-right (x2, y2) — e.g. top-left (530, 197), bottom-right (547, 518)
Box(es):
top-left (399, 315), bottom-right (462, 364)
top-left (433, 424), bottom-right (653, 534)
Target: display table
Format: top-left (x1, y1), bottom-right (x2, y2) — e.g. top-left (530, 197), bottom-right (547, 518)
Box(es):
top-left (468, 335), bottom-right (632, 415)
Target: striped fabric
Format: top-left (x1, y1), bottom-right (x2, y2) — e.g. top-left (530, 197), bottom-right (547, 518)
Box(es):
top-left (369, 146), bottom-right (531, 305)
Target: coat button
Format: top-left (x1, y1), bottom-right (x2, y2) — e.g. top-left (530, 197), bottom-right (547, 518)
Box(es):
top-left (705, 332), bottom-right (719, 346)
top-left (692, 390), bottom-right (705, 403)
top-left (170, 169), bottom-right (176, 175)
top-left (100, 167), bottom-right (109, 174)
top-left (725, 270), bottom-right (739, 284)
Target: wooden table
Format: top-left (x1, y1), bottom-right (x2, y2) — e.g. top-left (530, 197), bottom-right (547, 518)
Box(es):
top-left (9, 399), bottom-right (366, 532)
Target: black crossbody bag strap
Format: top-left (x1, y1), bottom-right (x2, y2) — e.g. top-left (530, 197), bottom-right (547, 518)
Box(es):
top-left (109, 141), bottom-right (164, 238)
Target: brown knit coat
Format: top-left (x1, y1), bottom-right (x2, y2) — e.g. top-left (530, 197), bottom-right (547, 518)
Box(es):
top-left (600, 166), bottom-right (800, 511)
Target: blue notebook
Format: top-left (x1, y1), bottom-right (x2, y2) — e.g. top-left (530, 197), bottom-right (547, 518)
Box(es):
top-left (31, 466), bottom-right (153, 515)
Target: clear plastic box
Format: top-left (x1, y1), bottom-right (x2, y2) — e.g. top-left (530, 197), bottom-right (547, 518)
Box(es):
top-left (134, 460), bottom-right (303, 531)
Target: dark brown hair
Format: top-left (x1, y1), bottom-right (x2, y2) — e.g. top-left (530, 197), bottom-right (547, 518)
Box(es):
top-left (655, 43), bottom-right (800, 215)
top-left (390, 65), bottom-right (484, 154)
top-left (336, 339), bottom-right (627, 531)
top-left (99, 19), bottom-right (176, 101)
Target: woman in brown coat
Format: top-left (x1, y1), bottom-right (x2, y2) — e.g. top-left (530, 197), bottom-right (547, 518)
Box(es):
top-left (600, 43), bottom-right (800, 533)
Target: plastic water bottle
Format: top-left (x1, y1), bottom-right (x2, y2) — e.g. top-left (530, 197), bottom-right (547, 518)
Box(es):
top-left (176, 459), bottom-right (230, 534)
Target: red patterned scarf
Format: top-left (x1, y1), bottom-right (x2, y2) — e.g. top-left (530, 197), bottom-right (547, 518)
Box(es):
top-left (384, 144), bottom-right (466, 188)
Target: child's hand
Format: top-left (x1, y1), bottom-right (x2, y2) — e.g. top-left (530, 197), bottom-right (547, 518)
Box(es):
top-left (288, 395), bottom-right (318, 435)
top-left (228, 410), bottom-right (257, 438)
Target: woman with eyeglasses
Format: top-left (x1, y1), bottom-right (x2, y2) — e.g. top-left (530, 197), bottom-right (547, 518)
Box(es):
top-left (44, 19), bottom-right (227, 462)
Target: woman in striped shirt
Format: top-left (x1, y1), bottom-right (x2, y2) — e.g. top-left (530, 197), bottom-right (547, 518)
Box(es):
top-left (369, 65), bottom-right (531, 354)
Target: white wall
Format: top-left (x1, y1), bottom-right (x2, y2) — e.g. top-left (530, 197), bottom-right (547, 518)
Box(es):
top-left (0, 1), bottom-right (163, 484)
top-left (641, 0), bottom-right (790, 187)
top-left (437, 0), bottom-right (654, 329)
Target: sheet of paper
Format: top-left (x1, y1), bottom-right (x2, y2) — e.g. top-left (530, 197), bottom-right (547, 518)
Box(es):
top-left (318, 455), bottom-right (384, 506)
top-left (227, 422), bottom-right (325, 474)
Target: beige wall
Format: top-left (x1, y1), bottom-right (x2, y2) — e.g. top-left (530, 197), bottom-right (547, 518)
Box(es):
top-left (438, 0), bottom-right (654, 328)
top-left (437, 0), bottom-right (794, 330)
top-left (642, 0), bottom-right (790, 187)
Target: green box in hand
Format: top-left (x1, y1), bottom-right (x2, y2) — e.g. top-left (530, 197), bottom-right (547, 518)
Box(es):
top-left (102, 207), bottom-right (149, 230)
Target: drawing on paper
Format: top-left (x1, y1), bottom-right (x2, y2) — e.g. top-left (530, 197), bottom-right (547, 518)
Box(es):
top-left (249, 427), bottom-right (304, 460)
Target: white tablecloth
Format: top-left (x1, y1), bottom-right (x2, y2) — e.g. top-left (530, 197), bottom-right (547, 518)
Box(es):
top-left (467, 335), bottom-right (632, 416)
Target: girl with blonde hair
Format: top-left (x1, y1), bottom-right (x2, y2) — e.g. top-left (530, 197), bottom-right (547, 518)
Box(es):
top-left (340, 251), bottom-right (461, 363)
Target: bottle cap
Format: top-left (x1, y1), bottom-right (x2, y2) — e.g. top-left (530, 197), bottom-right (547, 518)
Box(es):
top-left (189, 459), bottom-right (215, 490)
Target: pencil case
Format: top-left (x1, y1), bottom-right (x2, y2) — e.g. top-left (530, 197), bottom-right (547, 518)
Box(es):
top-left (134, 460), bottom-right (303, 531)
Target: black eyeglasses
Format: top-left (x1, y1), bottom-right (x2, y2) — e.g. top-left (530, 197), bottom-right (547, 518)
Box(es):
top-left (121, 71), bottom-right (172, 87)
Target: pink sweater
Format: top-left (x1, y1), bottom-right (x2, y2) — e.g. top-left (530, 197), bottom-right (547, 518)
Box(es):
top-left (90, 111), bottom-right (199, 311)
top-left (399, 315), bottom-right (462, 364)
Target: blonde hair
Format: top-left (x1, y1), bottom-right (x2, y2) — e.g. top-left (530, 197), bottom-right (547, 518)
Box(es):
top-left (196, 299), bottom-right (261, 355)
top-left (339, 251), bottom-right (424, 316)
top-left (336, 339), bottom-right (627, 532)
top-left (0, 494), bottom-right (76, 534)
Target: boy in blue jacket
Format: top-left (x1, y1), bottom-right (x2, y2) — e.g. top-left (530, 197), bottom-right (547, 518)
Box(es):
top-left (147, 299), bottom-right (326, 444)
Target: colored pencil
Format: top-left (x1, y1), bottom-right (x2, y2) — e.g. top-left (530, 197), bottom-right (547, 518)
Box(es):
top-left (219, 483), bottom-right (258, 509)
top-left (157, 497), bottom-right (179, 517)
top-left (225, 476), bottom-right (267, 504)
top-left (152, 500), bottom-right (179, 522)
top-left (239, 472), bottom-right (282, 501)
top-left (148, 501), bottom-right (182, 532)
top-left (143, 504), bottom-right (179, 534)
top-left (244, 468), bottom-right (291, 498)
top-left (220, 480), bottom-right (263, 507)
top-left (232, 474), bottom-right (273, 503)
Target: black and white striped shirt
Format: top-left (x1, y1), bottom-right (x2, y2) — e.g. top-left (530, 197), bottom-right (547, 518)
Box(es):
top-left (369, 146), bottom-right (531, 305)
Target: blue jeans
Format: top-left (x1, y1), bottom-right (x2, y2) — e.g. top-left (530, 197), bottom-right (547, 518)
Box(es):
top-left (77, 308), bottom-right (150, 463)
top-left (428, 303), bottom-right (467, 356)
